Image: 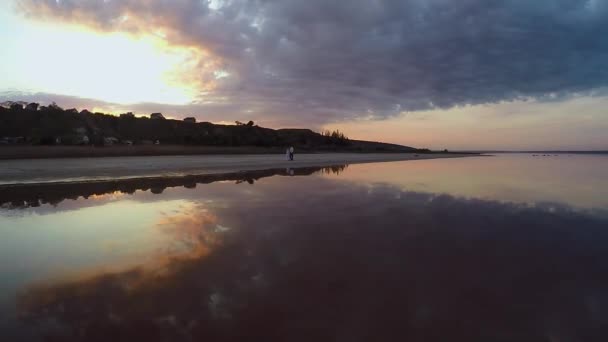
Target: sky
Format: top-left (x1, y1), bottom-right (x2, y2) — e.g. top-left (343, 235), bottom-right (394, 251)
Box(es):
top-left (1, 0), bottom-right (608, 150)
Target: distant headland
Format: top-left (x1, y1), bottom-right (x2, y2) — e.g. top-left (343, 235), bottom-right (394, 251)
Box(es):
top-left (0, 101), bottom-right (437, 159)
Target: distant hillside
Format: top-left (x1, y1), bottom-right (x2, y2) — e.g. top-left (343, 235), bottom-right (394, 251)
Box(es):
top-left (0, 102), bottom-right (420, 153)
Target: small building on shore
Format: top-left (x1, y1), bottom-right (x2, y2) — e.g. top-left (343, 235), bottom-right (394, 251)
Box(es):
top-left (150, 113), bottom-right (165, 120)
top-left (184, 117), bottom-right (196, 123)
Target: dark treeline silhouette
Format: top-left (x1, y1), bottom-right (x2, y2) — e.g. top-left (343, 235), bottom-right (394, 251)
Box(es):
top-left (0, 165), bottom-right (348, 210)
top-left (0, 103), bottom-right (416, 152)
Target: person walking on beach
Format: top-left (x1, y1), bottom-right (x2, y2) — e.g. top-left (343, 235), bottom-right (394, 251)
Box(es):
top-left (285, 147), bottom-right (290, 161)
top-left (289, 146), bottom-right (294, 161)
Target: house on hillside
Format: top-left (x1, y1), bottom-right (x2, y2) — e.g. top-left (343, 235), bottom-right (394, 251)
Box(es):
top-left (103, 137), bottom-right (119, 146)
top-left (1, 137), bottom-right (25, 144)
top-left (74, 135), bottom-right (90, 145)
top-left (66, 108), bottom-right (79, 115)
top-left (184, 117), bottom-right (196, 123)
top-left (25, 103), bottom-right (39, 111)
top-left (150, 113), bottom-right (165, 120)
top-left (74, 127), bottom-right (87, 135)
top-left (120, 112), bottom-right (135, 118)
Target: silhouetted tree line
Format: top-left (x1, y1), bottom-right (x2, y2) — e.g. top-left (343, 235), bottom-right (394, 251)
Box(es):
top-left (320, 129), bottom-right (350, 145)
top-left (0, 102), bottom-right (417, 152)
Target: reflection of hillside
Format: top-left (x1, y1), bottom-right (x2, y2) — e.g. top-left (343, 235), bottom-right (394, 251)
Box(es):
top-left (0, 165), bottom-right (347, 209)
top-left (17, 185), bottom-right (608, 342)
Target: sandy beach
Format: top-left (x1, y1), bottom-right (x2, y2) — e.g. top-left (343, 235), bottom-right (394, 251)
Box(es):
top-left (0, 153), bottom-right (474, 185)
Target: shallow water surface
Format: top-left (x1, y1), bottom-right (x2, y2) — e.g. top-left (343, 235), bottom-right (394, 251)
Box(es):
top-left (1, 154), bottom-right (608, 341)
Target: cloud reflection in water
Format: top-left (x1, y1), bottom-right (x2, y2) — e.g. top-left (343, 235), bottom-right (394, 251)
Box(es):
top-left (13, 169), bottom-right (608, 342)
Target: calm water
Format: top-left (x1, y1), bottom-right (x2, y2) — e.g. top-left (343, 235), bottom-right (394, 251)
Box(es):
top-left (1, 154), bottom-right (608, 341)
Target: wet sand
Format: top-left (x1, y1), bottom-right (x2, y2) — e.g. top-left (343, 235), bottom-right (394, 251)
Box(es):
top-left (0, 153), bottom-right (475, 185)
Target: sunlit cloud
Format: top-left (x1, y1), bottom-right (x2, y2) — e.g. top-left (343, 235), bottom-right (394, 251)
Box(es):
top-left (3, 1), bottom-right (225, 105)
top-left (8, 25), bottom-right (205, 105)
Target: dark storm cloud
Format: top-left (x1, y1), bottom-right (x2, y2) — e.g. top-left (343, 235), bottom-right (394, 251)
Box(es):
top-left (16, 0), bottom-right (608, 123)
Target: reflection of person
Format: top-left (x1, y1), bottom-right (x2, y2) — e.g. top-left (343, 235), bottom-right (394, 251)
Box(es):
top-left (289, 146), bottom-right (294, 161)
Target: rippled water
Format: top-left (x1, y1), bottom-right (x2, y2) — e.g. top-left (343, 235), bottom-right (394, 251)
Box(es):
top-left (1, 154), bottom-right (607, 341)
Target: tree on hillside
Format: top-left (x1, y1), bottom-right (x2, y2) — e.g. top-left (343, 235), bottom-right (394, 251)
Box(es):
top-left (49, 102), bottom-right (63, 111)
top-left (321, 129), bottom-right (350, 146)
top-left (322, 129), bottom-right (348, 140)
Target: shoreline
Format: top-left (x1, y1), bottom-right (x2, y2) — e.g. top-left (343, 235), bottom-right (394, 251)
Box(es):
top-left (0, 145), bottom-right (289, 160)
top-left (0, 145), bottom-right (421, 160)
top-left (0, 152), bottom-right (478, 185)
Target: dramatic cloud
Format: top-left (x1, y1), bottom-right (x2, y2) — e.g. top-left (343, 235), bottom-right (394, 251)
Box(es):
top-left (15, 0), bottom-right (608, 124)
